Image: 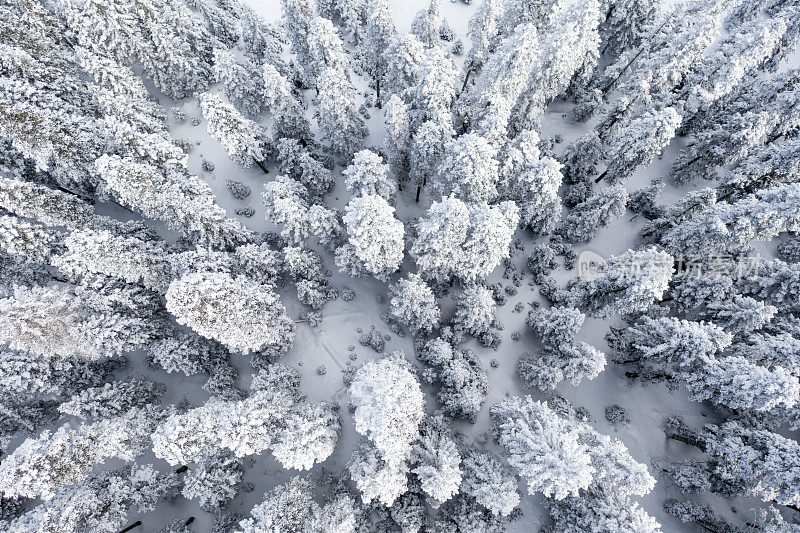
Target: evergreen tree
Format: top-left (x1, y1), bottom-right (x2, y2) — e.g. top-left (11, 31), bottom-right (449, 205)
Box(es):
top-left (182, 450), bottom-right (243, 510)
top-left (384, 95), bottom-right (412, 179)
top-left (0, 406), bottom-right (164, 500)
top-left (389, 273), bottom-right (440, 336)
top-left (411, 197), bottom-right (519, 283)
top-left (4, 465), bottom-right (177, 533)
top-left (263, 64), bottom-right (314, 143)
top-left (199, 92), bottom-right (270, 170)
top-left (418, 339), bottom-right (488, 422)
top-left (549, 495), bottom-right (662, 533)
top-left (434, 134), bottom-right (499, 203)
top-left (275, 138), bottom-right (335, 197)
top-left (240, 477), bottom-right (316, 533)
top-left (671, 70), bottom-right (800, 184)
top-left (315, 66), bottom-right (365, 155)
top-left (705, 422), bottom-right (800, 506)
top-left (569, 247), bottom-right (674, 318)
top-left (338, 194), bottom-right (404, 280)
top-left (165, 271), bottom-right (294, 354)
top-left (660, 183), bottom-right (800, 257)
top-left (343, 149), bottom-right (395, 201)
top-left (363, 0), bottom-right (396, 104)
top-left (349, 352), bottom-right (424, 464)
top-left (412, 415), bottom-right (462, 507)
top-left (58, 378), bottom-right (166, 420)
top-left (212, 48), bottom-right (266, 116)
top-left (498, 130), bottom-right (563, 233)
top-left (410, 0), bottom-right (441, 47)
top-left (561, 185), bottom-right (628, 243)
top-left (491, 396), bottom-right (594, 500)
top-left (598, 106), bottom-right (682, 184)
top-left (54, 228), bottom-right (174, 293)
top-left (598, 0), bottom-right (662, 59)
top-left (453, 285), bottom-right (497, 341)
top-left (0, 282), bottom-right (155, 360)
top-left (280, 0), bottom-right (317, 85)
top-left (460, 448), bottom-right (520, 516)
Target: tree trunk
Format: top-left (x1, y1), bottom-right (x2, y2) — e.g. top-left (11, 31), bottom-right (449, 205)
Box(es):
top-left (118, 521), bottom-right (142, 533)
top-left (54, 185), bottom-right (95, 205)
top-left (375, 73), bottom-right (381, 109)
top-left (415, 185), bottom-right (421, 203)
top-left (184, 517), bottom-right (195, 526)
top-left (254, 158), bottom-right (270, 175)
top-left (461, 61), bottom-right (474, 93)
top-left (595, 169), bottom-right (609, 183)
top-left (175, 465), bottom-right (188, 474)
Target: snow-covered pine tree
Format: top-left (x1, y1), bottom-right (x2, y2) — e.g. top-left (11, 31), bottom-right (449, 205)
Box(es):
top-left (239, 476), bottom-right (317, 532)
top-left (349, 352), bottom-right (424, 465)
top-left (54, 228), bottom-right (174, 293)
top-left (338, 194), bottom-right (404, 280)
top-left (670, 69), bottom-right (800, 184)
top-left (507, 0), bottom-right (601, 134)
top-left (491, 396), bottom-right (594, 500)
top-left (598, 0), bottom-right (662, 60)
top-left (307, 16), bottom-right (350, 80)
top-left (498, 130), bottom-right (563, 234)
top-left (568, 247), bottom-right (674, 318)
top-left (598, 106), bottom-right (682, 184)
top-left (182, 450), bottom-right (243, 510)
top-left (660, 183), bottom-right (800, 257)
top-left (704, 421), bottom-right (800, 507)
top-left (363, 0), bottom-right (396, 105)
top-left (212, 48), bottom-right (266, 116)
top-left (165, 271), bottom-right (294, 354)
top-left (275, 138), bottom-right (335, 198)
top-left (315, 66), bottom-right (365, 155)
top-left (452, 284), bottom-right (497, 343)
top-left (519, 306), bottom-right (606, 390)
top-left (95, 155), bottom-right (251, 248)
top-left (0, 405), bottom-right (165, 500)
top-left (58, 378), bottom-right (166, 420)
top-left (0, 282), bottom-right (155, 360)
top-left (410, 0), bottom-right (441, 48)
top-left (594, 0), bottom-right (728, 132)
top-left (343, 149), bottom-right (395, 201)
top-left (460, 447), bottom-right (520, 516)
top-left (389, 273), bottom-right (440, 336)
top-left (199, 92), bottom-right (270, 170)
top-left (411, 196), bottom-right (519, 283)
top-left (263, 64), bottom-right (314, 143)
top-left (280, 0), bottom-right (317, 86)
top-left (549, 494), bottom-right (662, 532)
top-left (3, 464), bottom-right (177, 533)
top-left (187, 0), bottom-right (241, 46)
top-left (383, 95), bottom-right (412, 180)
top-left (434, 133), bottom-right (499, 203)
top-left (411, 415), bottom-right (462, 507)
top-left (153, 365), bottom-right (339, 469)
top-left (418, 339), bottom-right (488, 422)
top-left (561, 184), bottom-right (628, 243)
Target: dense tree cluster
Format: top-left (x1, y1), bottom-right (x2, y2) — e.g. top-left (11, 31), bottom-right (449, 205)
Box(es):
top-left (2, 0), bottom-right (799, 530)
